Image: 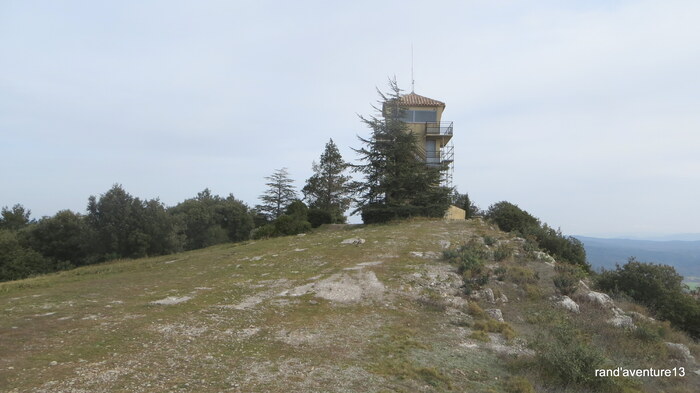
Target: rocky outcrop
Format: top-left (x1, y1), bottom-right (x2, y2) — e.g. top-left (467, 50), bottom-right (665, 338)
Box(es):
top-left (556, 296), bottom-right (580, 313)
top-left (585, 291), bottom-right (614, 308)
top-left (608, 307), bottom-right (635, 329)
top-left (665, 342), bottom-right (696, 363)
top-left (486, 308), bottom-right (504, 322)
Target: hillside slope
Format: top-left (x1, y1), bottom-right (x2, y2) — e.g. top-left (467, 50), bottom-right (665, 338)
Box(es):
top-left (1, 219), bottom-right (698, 392)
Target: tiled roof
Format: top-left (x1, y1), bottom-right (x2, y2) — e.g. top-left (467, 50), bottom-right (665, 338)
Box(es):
top-left (399, 92), bottom-right (445, 107)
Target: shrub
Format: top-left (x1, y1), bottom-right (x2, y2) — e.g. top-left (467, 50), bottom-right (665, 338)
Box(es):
top-left (467, 302), bottom-right (487, 319)
top-left (596, 258), bottom-right (700, 338)
top-left (360, 202), bottom-right (449, 224)
top-left (494, 266), bottom-right (507, 281)
top-left (553, 274), bottom-right (579, 296)
top-left (523, 284), bottom-right (542, 300)
top-left (533, 322), bottom-right (607, 387)
top-left (485, 201), bottom-right (540, 233)
top-left (470, 330), bottom-right (491, 342)
top-left (418, 289), bottom-right (447, 312)
top-left (494, 244), bottom-right (513, 261)
top-left (251, 224), bottom-right (277, 240)
top-left (444, 241), bottom-right (490, 294)
top-left (307, 208), bottom-right (333, 228)
top-left (506, 266), bottom-right (539, 285)
top-left (483, 235), bottom-right (496, 246)
top-left (0, 229), bottom-right (51, 281)
top-left (485, 201), bottom-right (589, 270)
top-left (25, 210), bottom-right (89, 267)
top-left (273, 214), bottom-right (312, 236)
top-left (473, 319), bottom-right (516, 341)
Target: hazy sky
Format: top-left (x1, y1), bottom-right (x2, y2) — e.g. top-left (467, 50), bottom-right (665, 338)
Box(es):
top-left (2, 0), bottom-right (699, 238)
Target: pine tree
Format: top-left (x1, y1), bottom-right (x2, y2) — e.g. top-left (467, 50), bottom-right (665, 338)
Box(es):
top-left (302, 139), bottom-right (353, 223)
top-left (256, 168), bottom-right (297, 220)
top-left (353, 79), bottom-right (451, 223)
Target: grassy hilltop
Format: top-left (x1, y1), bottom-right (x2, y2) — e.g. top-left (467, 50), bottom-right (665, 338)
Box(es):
top-left (1, 219), bottom-right (698, 392)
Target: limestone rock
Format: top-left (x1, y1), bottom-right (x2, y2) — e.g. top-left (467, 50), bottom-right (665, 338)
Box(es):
top-left (578, 280), bottom-right (590, 291)
top-left (665, 342), bottom-right (696, 363)
top-left (628, 311), bottom-right (655, 322)
top-left (533, 251), bottom-right (555, 264)
top-left (497, 292), bottom-right (509, 303)
top-left (340, 238), bottom-right (365, 245)
top-left (557, 296), bottom-right (580, 313)
top-left (486, 308), bottom-right (504, 322)
top-left (438, 240), bottom-right (451, 249)
top-left (608, 311), bottom-right (635, 329)
top-left (470, 288), bottom-right (495, 303)
top-left (586, 291), bottom-right (614, 308)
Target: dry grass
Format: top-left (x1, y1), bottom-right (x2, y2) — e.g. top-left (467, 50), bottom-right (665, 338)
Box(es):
top-left (1, 218), bottom-right (698, 393)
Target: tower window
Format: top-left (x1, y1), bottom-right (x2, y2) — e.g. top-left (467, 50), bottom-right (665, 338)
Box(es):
top-left (401, 110), bottom-right (437, 123)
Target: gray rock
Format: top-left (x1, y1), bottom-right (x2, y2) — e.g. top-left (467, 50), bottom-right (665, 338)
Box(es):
top-left (628, 311), bottom-right (654, 321)
top-left (486, 308), bottom-right (504, 322)
top-left (586, 291), bottom-right (614, 308)
top-left (438, 240), bottom-right (451, 249)
top-left (533, 251), bottom-right (555, 263)
top-left (482, 288), bottom-right (495, 303)
top-left (340, 238), bottom-right (365, 245)
top-left (665, 342), bottom-right (696, 363)
top-left (578, 280), bottom-right (590, 291)
top-left (557, 296), bottom-right (580, 313)
top-left (497, 293), bottom-right (509, 303)
top-left (608, 315), bottom-right (635, 329)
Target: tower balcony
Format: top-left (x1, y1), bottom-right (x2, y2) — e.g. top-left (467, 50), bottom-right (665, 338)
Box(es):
top-left (425, 144), bottom-right (454, 166)
top-left (426, 121), bottom-right (453, 137)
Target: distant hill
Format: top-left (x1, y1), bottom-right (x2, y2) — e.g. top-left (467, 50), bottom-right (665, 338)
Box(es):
top-left (576, 236), bottom-right (700, 277)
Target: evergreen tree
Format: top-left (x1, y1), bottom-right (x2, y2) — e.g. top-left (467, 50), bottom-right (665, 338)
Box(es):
top-left (256, 168), bottom-right (297, 220)
top-left (26, 210), bottom-right (89, 267)
top-left (0, 204), bottom-right (32, 231)
top-left (302, 139), bottom-right (353, 223)
top-left (452, 190), bottom-right (481, 218)
top-left (353, 79), bottom-right (451, 223)
top-left (86, 184), bottom-right (179, 259)
top-left (170, 189), bottom-right (253, 250)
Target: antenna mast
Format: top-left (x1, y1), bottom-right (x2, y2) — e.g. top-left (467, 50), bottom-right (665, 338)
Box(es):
top-left (411, 43), bottom-right (415, 93)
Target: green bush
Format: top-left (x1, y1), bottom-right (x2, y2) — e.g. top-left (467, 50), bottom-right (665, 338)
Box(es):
top-left (444, 242), bottom-right (490, 294)
top-left (506, 266), bottom-right (539, 285)
top-left (553, 274), bottom-right (579, 296)
top-left (273, 215), bottom-right (311, 236)
top-left (307, 208), bottom-right (333, 228)
top-left (251, 224), bottom-right (277, 240)
top-left (533, 322), bottom-right (607, 387)
top-left (0, 229), bottom-right (51, 281)
top-left (494, 244), bottom-right (513, 261)
top-left (485, 201), bottom-right (539, 233)
top-left (171, 189), bottom-right (253, 250)
top-left (485, 201), bottom-right (589, 270)
top-left (596, 258), bottom-right (700, 338)
top-left (361, 203), bottom-right (448, 224)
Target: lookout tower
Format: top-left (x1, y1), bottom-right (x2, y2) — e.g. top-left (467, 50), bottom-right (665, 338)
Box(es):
top-left (391, 92), bottom-right (455, 187)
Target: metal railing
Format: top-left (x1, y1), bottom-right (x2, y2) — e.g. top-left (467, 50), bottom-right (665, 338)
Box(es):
top-left (426, 121), bottom-right (453, 136)
top-left (424, 144), bottom-right (454, 165)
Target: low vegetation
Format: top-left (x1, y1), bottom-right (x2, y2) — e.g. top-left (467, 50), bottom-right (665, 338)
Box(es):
top-left (1, 218), bottom-right (698, 393)
top-left (596, 258), bottom-right (700, 338)
top-left (485, 201), bottom-right (589, 270)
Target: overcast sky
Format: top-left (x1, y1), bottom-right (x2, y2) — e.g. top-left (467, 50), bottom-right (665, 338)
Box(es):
top-left (1, 0), bottom-right (699, 238)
